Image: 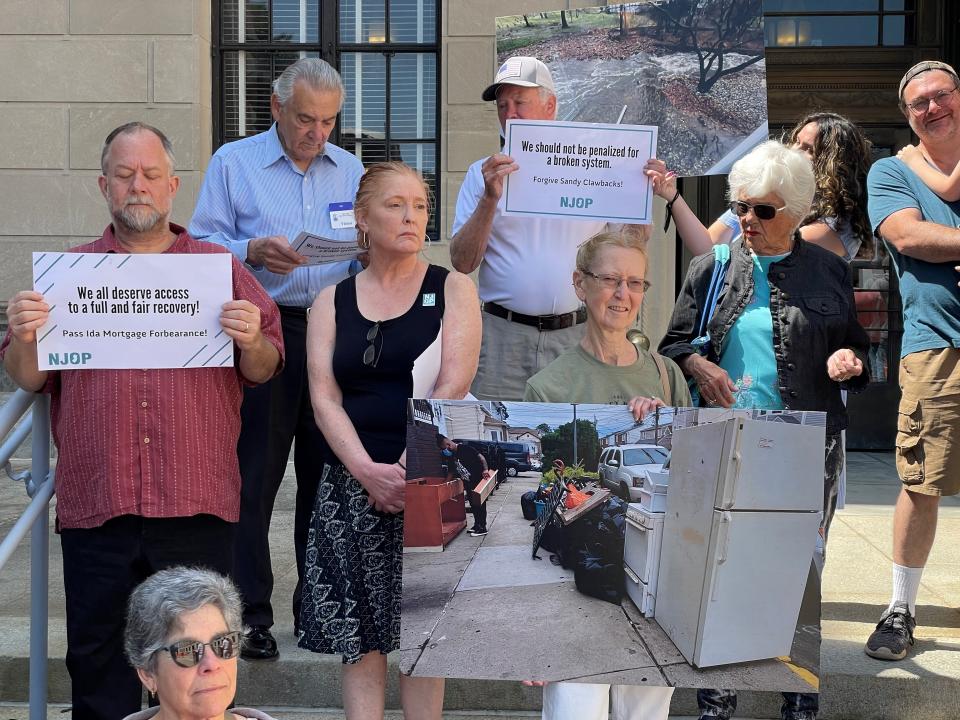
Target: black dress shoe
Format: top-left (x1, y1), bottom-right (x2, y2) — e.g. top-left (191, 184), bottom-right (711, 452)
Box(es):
top-left (241, 625), bottom-right (279, 660)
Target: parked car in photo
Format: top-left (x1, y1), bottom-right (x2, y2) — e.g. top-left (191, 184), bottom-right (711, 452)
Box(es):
top-left (497, 441), bottom-right (534, 476)
top-left (454, 439), bottom-right (534, 478)
top-left (597, 444), bottom-right (669, 501)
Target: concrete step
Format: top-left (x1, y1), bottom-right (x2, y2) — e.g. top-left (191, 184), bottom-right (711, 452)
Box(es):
top-left (0, 636), bottom-right (835, 719)
top-left (0, 703), bottom-right (769, 720)
top-left (0, 707), bottom-right (545, 720)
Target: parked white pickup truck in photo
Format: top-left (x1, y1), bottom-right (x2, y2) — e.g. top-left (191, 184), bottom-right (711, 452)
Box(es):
top-left (597, 444), bottom-right (669, 503)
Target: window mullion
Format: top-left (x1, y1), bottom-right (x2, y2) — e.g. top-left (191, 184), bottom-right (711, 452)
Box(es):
top-left (385, 51), bottom-right (392, 161)
top-left (238, 1), bottom-right (247, 135)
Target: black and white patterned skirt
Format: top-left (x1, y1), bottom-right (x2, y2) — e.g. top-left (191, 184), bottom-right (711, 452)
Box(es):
top-left (297, 463), bottom-right (403, 664)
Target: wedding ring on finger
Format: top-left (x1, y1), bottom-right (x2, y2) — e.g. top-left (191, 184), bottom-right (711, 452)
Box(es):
top-left (244, 322), bottom-right (250, 332)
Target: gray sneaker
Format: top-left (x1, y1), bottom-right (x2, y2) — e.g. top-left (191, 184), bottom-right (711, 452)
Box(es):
top-left (864, 603), bottom-right (915, 660)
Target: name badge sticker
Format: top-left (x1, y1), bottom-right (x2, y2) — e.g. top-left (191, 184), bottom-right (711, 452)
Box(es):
top-left (422, 293), bottom-right (436, 307)
top-left (329, 201), bottom-right (356, 230)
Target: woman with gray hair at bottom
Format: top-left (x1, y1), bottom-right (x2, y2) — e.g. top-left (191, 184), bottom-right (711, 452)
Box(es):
top-left (122, 566), bottom-right (277, 720)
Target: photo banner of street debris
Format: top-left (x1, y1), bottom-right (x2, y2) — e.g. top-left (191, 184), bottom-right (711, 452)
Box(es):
top-left (401, 400), bottom-right (823, 690)
top-left (495, 1), bottom-right (767, 176)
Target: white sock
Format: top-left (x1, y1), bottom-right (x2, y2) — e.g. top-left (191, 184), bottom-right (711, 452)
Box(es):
top-left (889, 563), bottom-right (924, 616)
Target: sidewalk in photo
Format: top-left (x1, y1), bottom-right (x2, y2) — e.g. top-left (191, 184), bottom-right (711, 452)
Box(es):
top-left (0, 449), bottom-right (958, 718)
top-left (401, 473), bottom-right (818, 692)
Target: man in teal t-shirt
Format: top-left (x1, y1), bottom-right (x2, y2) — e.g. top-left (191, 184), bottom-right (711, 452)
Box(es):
top-left (864, 60), bottom-right (960, 663)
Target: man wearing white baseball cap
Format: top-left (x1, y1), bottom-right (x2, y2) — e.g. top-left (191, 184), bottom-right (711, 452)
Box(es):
top-left (450, 56), bottom-right (607, 400)
top-left (480, 55), bottom-right (558, 101)
top-left (459, 57), bottom-right (671, 720)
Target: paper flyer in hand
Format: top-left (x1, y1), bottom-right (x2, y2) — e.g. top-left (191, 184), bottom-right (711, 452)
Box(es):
top-left (291, 232), bottom-right (362, 265)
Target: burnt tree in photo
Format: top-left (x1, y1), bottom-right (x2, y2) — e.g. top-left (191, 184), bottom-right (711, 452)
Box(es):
top-left (653, 0), bottom-right (763, 93)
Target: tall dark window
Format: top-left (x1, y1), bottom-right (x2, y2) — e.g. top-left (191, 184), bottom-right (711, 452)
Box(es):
top-left (214, 0), bottom-right (441, 238)
top-left (763, 0), bottom-right (916, 47)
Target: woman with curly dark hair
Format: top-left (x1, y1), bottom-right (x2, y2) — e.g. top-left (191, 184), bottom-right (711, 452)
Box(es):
top-left (645, 112), bottom-right (874, 261)
top-left (789, 111), bottom-right (874, 260)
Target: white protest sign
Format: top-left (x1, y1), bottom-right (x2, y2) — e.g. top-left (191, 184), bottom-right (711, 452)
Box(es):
top-left (503, 119), bottom-right (657, 224)
top-left (290, 232), bottom-right (361, 265)
top-left (33, 252), bottom-right (234, 371)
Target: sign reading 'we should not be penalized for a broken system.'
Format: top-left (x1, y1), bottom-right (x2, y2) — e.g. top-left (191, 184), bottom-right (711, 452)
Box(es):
top-left (503, 119), bottom-right (658, 225)
top-left (32, 252), bottom-right (233, 371)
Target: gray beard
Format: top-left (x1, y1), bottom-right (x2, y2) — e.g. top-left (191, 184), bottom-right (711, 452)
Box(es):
top-left (114, 204), bottom-right (165, 233)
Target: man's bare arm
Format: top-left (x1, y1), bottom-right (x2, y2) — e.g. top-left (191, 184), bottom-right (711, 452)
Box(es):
top-left (449, 153), bottom-right (518, 273)
top-left (450, 195), bottom-right (500, 273)
top-left (879, 206), bottom-right (960, 262)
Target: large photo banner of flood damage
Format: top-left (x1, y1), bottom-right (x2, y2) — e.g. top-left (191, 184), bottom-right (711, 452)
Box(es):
top-left (495, 1), bottom-right (768, 176)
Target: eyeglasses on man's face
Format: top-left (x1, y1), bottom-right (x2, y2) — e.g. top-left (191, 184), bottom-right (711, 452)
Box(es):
top-left (581, 270), bottom-right (651, 293)
top-left (157, 630), bottom-right (242, 668)
top-left (730, 200), bottom-right (787, 221)
top-left (905, 87), bottom-right (959, 115)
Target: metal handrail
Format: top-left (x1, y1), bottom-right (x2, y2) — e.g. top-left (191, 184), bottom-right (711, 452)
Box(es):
top-left (1, 388), bottom-right (53, 720)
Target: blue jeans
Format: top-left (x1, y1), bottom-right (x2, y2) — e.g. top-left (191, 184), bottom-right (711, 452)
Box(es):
top-left (697, 689), bottom-right (818, 720)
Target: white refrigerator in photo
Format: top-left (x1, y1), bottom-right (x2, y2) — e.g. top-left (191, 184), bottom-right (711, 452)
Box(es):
top-left (655, 418), bottom-right (823, 668)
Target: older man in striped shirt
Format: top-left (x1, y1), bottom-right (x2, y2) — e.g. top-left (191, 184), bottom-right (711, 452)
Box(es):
top-left (2, 122), bottom-right (283, 720)
top-left (188, 57), bottom-right (364, 659)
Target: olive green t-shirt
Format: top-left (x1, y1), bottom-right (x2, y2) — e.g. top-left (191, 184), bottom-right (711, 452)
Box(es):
top-left (523, 344), bottom-right (692, 407)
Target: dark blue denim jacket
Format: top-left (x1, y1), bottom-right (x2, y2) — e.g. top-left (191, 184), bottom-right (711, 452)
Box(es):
top-left (659, 236), bottom-right (870, 434)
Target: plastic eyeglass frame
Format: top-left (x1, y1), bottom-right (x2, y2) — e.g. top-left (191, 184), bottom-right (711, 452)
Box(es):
top-left (363, 321), bottom-right (382, 368)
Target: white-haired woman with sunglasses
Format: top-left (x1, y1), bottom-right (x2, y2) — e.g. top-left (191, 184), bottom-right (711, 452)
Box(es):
top-left (660, 141), bottom-right (869, 535)
top-left (659, 142), bottom-right (871, 720)
top-left (303, 162), bottom-right (480, 719)
top-left (123, 566), bottom-right (276, 720)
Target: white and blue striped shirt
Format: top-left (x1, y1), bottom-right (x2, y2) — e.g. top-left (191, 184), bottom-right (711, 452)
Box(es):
top-left (189, 124), bottom-right (364, 307)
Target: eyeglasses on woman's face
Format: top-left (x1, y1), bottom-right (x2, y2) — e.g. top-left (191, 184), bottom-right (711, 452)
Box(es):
top-left (157, 630), bottom-right (242, 669)
top-left (580, 270), bottom-right (651, 294)
top-left (729, 200), bottom-right (787, 221)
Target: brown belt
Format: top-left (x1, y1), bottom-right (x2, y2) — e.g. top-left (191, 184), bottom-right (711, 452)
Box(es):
top-left (484, 301), bottom-right (587, 331)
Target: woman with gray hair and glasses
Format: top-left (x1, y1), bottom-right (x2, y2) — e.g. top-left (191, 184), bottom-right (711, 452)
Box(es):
top-left (122, 567), bottom-right (277, 720)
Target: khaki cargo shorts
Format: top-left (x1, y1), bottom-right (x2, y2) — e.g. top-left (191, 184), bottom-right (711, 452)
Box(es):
top-left (896, 347), bottom-right (960, 496)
